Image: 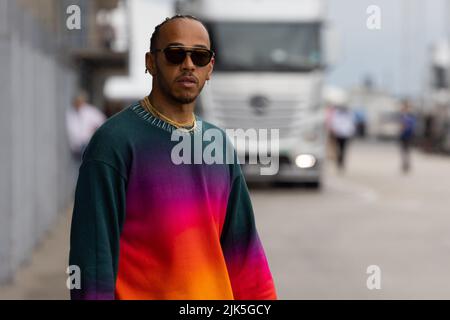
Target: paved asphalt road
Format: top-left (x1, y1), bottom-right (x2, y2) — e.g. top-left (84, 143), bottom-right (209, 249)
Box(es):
top-left (1, 140), bottom-right (449, 299)
top-left (256, 141), bottom-right (450, 299)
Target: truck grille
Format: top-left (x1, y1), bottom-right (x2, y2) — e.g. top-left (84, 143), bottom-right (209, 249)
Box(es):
top-left (211, 97), bottom-right (307, 138)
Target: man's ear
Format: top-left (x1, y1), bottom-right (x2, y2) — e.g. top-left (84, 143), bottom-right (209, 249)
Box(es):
top-left (145, 52), bottom-right (156, 75)
top-left (206, 57), bottom-right (215, 80)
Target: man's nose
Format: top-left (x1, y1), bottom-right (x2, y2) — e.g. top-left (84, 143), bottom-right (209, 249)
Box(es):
top-left (181, 52), bottom-right (195, 71)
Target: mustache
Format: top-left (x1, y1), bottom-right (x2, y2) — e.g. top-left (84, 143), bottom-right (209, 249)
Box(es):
top-left (175, 73), bottom-right (199, 83)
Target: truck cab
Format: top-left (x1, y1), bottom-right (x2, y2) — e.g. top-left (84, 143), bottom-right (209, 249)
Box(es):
top-left (176, 0), bottom-right (328, 187)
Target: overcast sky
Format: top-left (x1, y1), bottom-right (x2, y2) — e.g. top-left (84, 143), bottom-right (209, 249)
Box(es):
top-left (326, 0), bottom-right (448, 98)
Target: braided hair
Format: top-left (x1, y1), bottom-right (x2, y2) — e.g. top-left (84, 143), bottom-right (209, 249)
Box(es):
top-left (149, 14), bottom-right (211, 52)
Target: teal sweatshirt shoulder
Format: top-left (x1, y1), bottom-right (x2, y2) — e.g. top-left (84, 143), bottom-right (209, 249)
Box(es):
top-left (82, 106), bottom-right (137, 180)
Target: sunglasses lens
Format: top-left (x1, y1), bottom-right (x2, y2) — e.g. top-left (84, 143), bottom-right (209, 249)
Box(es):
top-left (164, 48), bottom-right (212, 66)
top-left (191, 50), bottom-right (212, 67)
top-left (164, 48), bottom-right (187, 64)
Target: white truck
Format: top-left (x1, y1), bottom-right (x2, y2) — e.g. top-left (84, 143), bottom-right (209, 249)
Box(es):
top-left (176, 0), bottom-right (329, 187)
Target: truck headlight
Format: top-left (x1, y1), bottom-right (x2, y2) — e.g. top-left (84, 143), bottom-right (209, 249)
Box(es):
top-left (295, 154), bottom-right (316, 169)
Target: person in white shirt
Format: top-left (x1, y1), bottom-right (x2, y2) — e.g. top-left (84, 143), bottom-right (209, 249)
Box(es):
top-left (66, 91), bottom-right (106, 160)
top-left (330, 105), bottom-right (356, 171)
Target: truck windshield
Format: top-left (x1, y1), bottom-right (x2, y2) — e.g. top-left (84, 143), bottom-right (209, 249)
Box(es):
top-left (207, 22), bottom-right (322, 72)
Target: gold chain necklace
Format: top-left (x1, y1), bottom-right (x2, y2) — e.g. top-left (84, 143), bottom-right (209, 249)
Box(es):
top-left (141, 96), bottom-right (197, 132)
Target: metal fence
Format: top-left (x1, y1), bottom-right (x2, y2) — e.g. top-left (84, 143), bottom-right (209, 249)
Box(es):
top-left (0, 0), bottom-right (77, 284)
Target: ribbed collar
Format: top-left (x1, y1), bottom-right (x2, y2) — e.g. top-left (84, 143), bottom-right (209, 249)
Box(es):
top-left (130, 101), bottom-right (202, 135)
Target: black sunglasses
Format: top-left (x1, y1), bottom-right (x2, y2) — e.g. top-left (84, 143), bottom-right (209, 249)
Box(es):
top-left (152, 46), bottom-right (215, 67)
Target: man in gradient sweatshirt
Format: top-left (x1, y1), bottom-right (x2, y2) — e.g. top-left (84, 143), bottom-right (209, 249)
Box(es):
top-left (69, 15), bottom-right (277, 300)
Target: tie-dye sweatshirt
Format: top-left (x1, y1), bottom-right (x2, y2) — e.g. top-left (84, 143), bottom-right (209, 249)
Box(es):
top-left (69, 102), bottom-right (277, 300)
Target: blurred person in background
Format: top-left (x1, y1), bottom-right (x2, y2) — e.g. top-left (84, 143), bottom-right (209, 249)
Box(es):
top-left (325, 104), bottom-right (337, 159)
top-left (69, 15), bottom-right (276, 300)
top-left (66, 91), bottom-right (106, 161)
top-left (330, 105), bottom-right (356, 171)
top-left (435, 104), bottom-right (450, 153)
top-left (354, 109), bottom-right (367, 138)
top-left (399, 99), bottom-right (416, 173)
top-left (422, 111), bottom-right (435, 153)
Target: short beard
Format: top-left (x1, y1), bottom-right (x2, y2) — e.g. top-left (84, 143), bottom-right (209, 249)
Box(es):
top-left (155, 65), bottom-right (203, 105)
